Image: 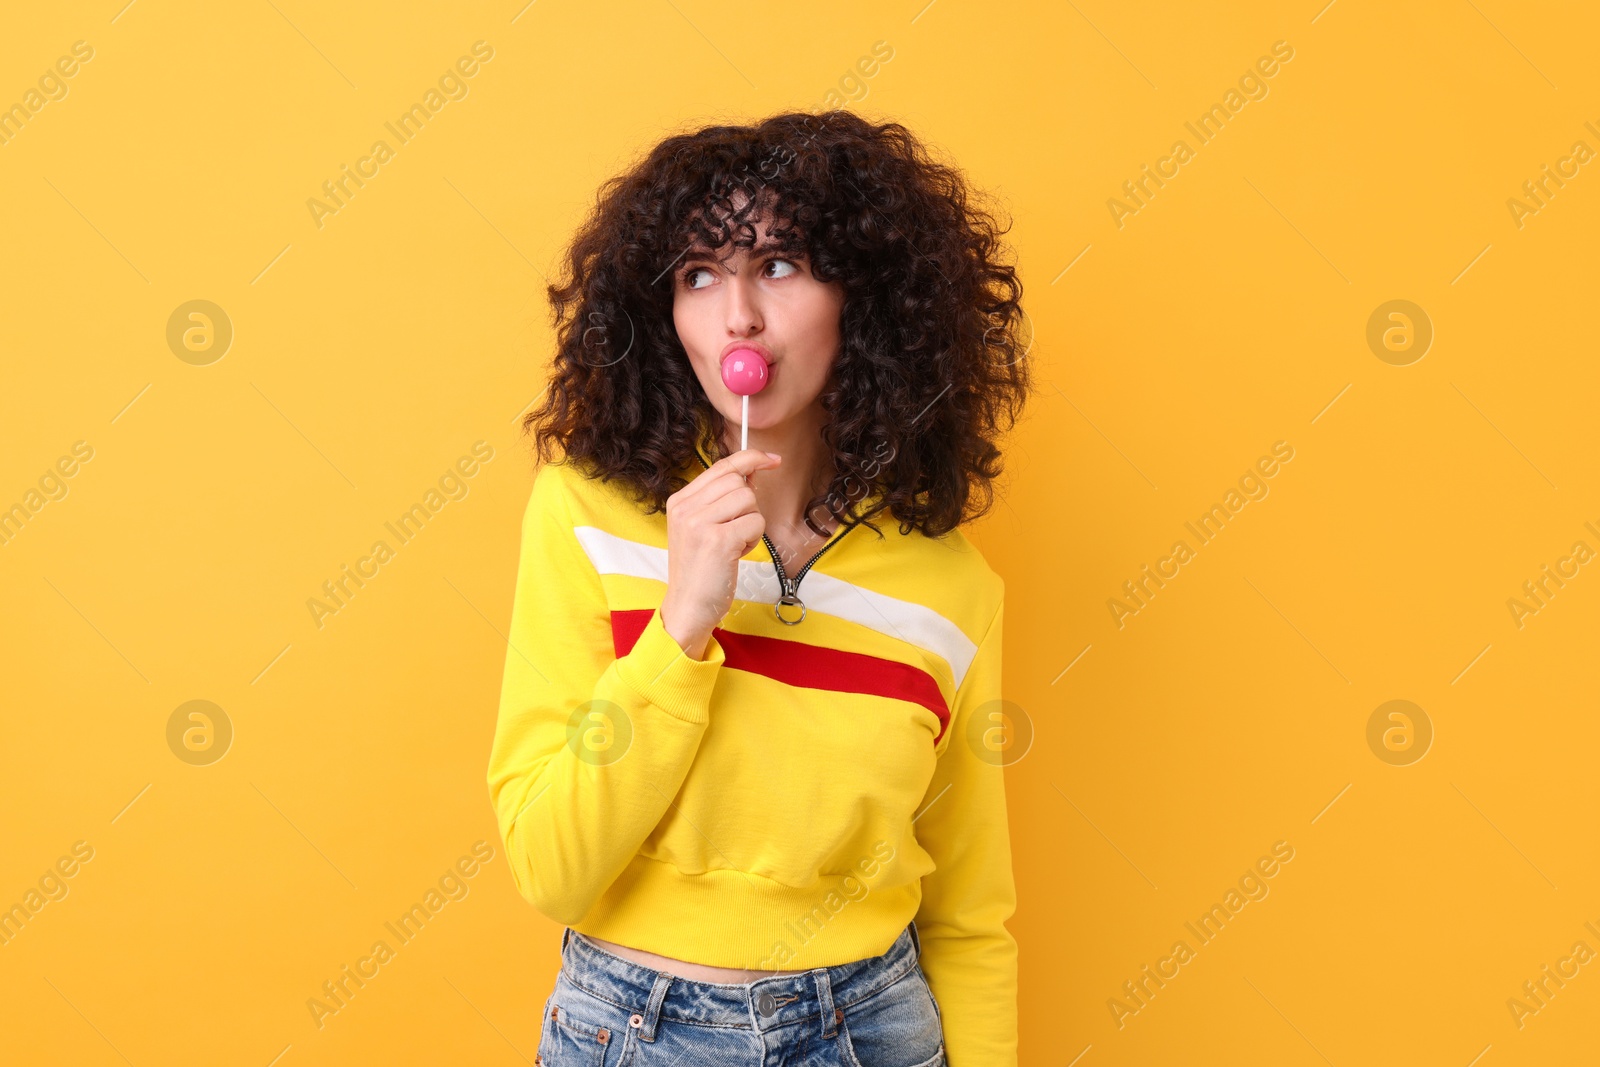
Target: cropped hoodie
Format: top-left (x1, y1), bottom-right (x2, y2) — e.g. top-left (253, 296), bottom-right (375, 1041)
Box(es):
top-left (486, 440), bottom-right (1018, 1066)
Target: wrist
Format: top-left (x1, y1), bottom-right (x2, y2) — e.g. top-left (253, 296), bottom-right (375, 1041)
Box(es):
top-left (659, 594), bottom-right (711, 660)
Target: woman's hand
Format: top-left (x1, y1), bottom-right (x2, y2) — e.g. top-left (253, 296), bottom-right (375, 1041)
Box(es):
top-left (658, 448), bottom-right (781, 660)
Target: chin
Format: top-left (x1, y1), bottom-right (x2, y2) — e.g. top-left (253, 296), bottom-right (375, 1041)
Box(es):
top-left (750, 409), bottom-right (800, 431)
top-left (721, 398), bottom-right (787, 429)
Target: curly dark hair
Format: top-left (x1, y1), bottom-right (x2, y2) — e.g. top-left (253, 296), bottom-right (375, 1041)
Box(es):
top-left (522, 109), bottom-right (1032, 540)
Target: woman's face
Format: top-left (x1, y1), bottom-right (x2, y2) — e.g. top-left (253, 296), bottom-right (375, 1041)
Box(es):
top-left (671, 209), bottom-right (845, 447)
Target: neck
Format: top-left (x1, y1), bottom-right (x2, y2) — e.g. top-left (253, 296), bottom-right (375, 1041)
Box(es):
top-left (713, 407), bottom-right (835, 538)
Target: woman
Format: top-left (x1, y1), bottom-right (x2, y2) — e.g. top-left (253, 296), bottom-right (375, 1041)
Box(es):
top-left (487, 109), bottom-right (1032, 1066)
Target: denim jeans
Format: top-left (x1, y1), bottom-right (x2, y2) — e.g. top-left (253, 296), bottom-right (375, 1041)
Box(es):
top-left (535, 920), bottom-right (946, 1066)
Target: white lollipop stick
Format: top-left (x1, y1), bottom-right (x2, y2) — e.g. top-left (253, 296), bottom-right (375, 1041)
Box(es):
top-left (720, 349), bottom-right (769, 453)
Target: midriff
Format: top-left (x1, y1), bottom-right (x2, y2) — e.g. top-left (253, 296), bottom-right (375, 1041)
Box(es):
top-left (582, 935), bottom-right (806, 984)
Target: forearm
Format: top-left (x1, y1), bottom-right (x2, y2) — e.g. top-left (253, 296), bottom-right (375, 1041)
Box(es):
top-left (919, 921), bottom-right (1019, 1066)
top-left (490, 605), bottom-right (722, 924)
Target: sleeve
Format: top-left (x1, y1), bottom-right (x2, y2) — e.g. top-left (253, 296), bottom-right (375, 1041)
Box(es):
top-left (485, 462), bottom-right (725, 926)
top-left (912, 596), bottom-right (1019, 1067)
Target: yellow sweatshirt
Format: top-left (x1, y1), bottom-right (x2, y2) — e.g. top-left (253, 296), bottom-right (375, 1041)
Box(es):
top-left (486, 441), bottom-right (1018, 1066)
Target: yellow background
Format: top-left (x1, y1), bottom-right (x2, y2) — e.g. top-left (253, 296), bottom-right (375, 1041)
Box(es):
top-left (2, 1), bottom-right (1596, 1063)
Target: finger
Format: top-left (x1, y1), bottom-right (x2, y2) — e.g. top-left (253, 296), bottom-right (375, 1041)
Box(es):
top-left (675, 450), bottom-right (777, 516)
top-left (701, 465), bottom-right (780, 511)
top-left (726, 511), bottom-right (766, 553)
top-left (704, 447), bottom-right (780, 484)
top-left (681, 453), bottom-right (774, 507)
top-left (684, 466), bottom-right (751, 505)
top-left (697, 484), bottom-right (762, 526)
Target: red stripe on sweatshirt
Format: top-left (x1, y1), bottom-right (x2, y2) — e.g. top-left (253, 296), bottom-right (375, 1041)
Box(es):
top-left (610, 608), bottom-right (950, 745)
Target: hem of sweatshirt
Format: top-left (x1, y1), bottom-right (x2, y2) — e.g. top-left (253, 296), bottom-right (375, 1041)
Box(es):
top-left (571, 854), bottom-right (923, 971)
top-left (612, 606), bottom-right (724, 725)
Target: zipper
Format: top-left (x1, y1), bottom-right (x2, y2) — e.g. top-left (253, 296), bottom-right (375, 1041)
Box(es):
top-left (694, 446), bottom-right (851, 625)
top-left (764, 522), bottom-right (852, 625)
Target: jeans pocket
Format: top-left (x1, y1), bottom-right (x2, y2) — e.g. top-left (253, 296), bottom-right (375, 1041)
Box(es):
top-left (537, 975), bottom-right (625, 1067)
top-left (839, 968), bottom-right (946, 1067)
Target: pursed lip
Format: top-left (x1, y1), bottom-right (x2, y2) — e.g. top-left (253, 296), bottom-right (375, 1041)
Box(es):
top-left (721, 340), bottom-right (774, 364)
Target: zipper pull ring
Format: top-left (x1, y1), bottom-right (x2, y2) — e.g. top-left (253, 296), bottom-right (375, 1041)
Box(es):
top-left (775, 592), bottom-right (806, 626)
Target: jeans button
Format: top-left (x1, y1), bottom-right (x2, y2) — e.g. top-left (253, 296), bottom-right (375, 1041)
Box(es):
top-left (756, 991), bottom-right (777, 1017)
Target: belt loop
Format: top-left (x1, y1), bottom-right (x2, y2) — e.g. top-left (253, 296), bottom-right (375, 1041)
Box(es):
top-left (815, 967), bottom-right (838, 1039)
top-left (638, 972), bottom-right (673, 1042)
top-left (906, 920), bottom-right (921, 960)
top-left (562, 927), bottom-right (572, 952)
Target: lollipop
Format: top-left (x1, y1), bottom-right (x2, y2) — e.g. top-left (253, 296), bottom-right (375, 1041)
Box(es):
top-left (720, 348), bottom-right (770, 452)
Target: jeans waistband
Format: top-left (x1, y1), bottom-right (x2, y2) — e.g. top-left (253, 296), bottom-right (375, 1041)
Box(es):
top-left (557, 921), bottom-right (924, 1042)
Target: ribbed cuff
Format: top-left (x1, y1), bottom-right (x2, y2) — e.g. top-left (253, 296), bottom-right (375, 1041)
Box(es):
top-left (613, 608), bottom-right (723, 725)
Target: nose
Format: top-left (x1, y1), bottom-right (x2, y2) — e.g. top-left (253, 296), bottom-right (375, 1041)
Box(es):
top-left (723, 270), bottom-right (763, 336)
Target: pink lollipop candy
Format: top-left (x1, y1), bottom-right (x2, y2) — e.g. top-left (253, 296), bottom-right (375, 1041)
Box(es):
top-left (720, 348), bottom-right (769, 451)
top-left (720, 348), bottom-right (769, 395)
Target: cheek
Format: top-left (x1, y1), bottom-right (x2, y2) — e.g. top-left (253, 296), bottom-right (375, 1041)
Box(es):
top-left (794, 282), bottom-right (844, 348)
top-left (671, 306), bottom-right (711, 390)
top-left (673, 301), bottom-right (707, 359)
top-left (782, 347), bottom-right (836, 398)
top-left (818, 294), bottom-right (845, 363)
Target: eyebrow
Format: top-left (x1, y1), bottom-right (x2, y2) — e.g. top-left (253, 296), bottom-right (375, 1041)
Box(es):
top-left (679, 240), bottom-right (800, 268)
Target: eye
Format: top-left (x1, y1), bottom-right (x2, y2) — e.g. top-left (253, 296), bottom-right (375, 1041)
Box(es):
top-left (765, 258), bottom-right (801, 279)
top-left (682, 266), bottom-right (712, 290)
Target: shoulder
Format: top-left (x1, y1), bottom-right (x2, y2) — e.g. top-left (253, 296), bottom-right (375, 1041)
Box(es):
top-left (932, 525), bottom-right (1005, 631)
top-left (928, 523), bottom-right (1002, 586)
top-left (526, 458), bottom-right (668, 543)
top-left (857, 518), bottom-right (1003, 644)
top-left (525, 459), bottom-right (580, 525)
